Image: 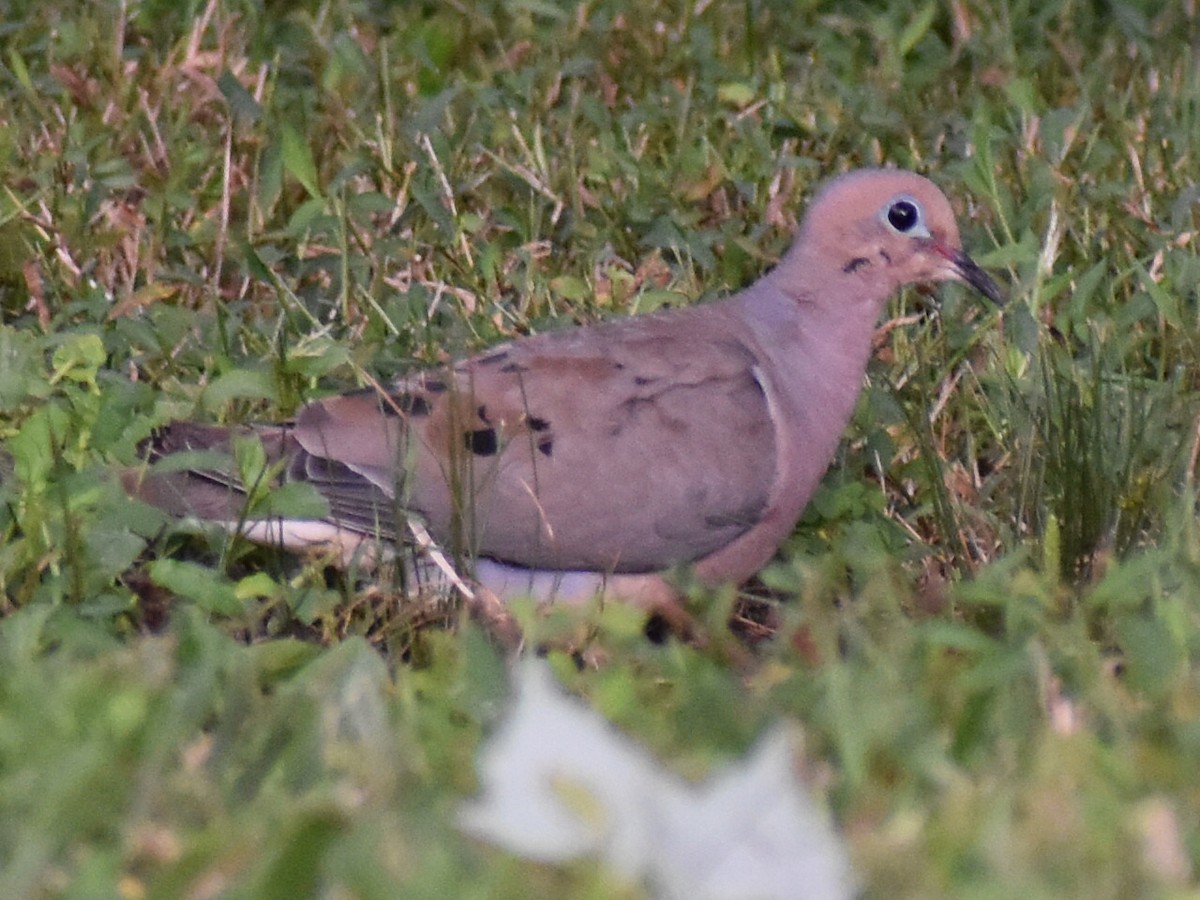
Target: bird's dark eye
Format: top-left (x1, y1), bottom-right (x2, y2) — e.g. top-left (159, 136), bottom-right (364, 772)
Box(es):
top-left (887, 199), bottom-right (921, 232)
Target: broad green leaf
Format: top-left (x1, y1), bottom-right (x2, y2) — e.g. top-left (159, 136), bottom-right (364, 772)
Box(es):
top-left (149, 559), bottom-right (242, 616)
top-left (281, 124), bottom-right (322, 199)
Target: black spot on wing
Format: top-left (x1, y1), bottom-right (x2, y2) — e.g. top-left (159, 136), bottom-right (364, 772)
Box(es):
top-left (475, 350), bottom-right (510, 366)
top-left (381, 392), bottom-right (431, 417)
top-left (477, 404), bottom-right (490, 424)
top-left (843, 256), bottom-right (870, 274)
top-left (465, 428), bottom-right (499, 456)
top-left (528, 416), bottom-right (550, 431)
top-left (334, 385), bottom-right (431, 417)
top-left (536, 437), bottom-right (553, 457)
top-left (704, 508), bottom-right (763, 530)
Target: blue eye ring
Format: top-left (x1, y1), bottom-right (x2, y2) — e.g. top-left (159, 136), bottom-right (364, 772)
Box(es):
top-left (886, 199), bottom-right (921, 233)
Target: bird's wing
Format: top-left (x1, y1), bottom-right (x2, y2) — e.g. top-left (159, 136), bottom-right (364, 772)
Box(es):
top-left (291, 307), bottom-right (780, 573)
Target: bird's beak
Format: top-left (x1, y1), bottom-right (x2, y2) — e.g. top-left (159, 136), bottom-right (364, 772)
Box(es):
top-left (932, 242), bottom-right (1005, 306)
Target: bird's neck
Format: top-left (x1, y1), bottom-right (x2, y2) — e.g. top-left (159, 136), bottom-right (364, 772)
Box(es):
top-left (739, 271), bottom-right (885, 407)
top-left (732, 274), bottom-right (887, 512)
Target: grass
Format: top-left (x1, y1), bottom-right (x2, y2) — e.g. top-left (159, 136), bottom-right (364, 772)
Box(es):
top-left (0, 0), bottom-right (1198, 896)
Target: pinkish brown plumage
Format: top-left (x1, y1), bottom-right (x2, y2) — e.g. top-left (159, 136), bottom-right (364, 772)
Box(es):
top-left (127, 168), bottom-right (1001, 607)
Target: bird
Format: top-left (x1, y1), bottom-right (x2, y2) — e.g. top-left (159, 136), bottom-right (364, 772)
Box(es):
top-left (126, 168), bottom-right (1002, 612)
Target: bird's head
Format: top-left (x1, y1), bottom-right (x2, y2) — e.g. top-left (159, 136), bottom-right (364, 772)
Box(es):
top-left (775, 168), bottom-right (1003, 309)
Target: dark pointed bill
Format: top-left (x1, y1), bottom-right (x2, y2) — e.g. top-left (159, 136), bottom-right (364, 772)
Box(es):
top-left (939, 245), bottom-right (1005, 306)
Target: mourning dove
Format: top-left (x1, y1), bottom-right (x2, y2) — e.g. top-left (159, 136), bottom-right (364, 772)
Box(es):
top-left (127, 168), bottom-right (1002, 609)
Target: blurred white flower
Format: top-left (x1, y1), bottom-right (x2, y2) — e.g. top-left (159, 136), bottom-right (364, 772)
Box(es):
top-left (459, 659), bottom-right (666, 875)
top-left (653, 727), bottom-right (855, 900)
top-left (460, 660), bottom-right (856, 900)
